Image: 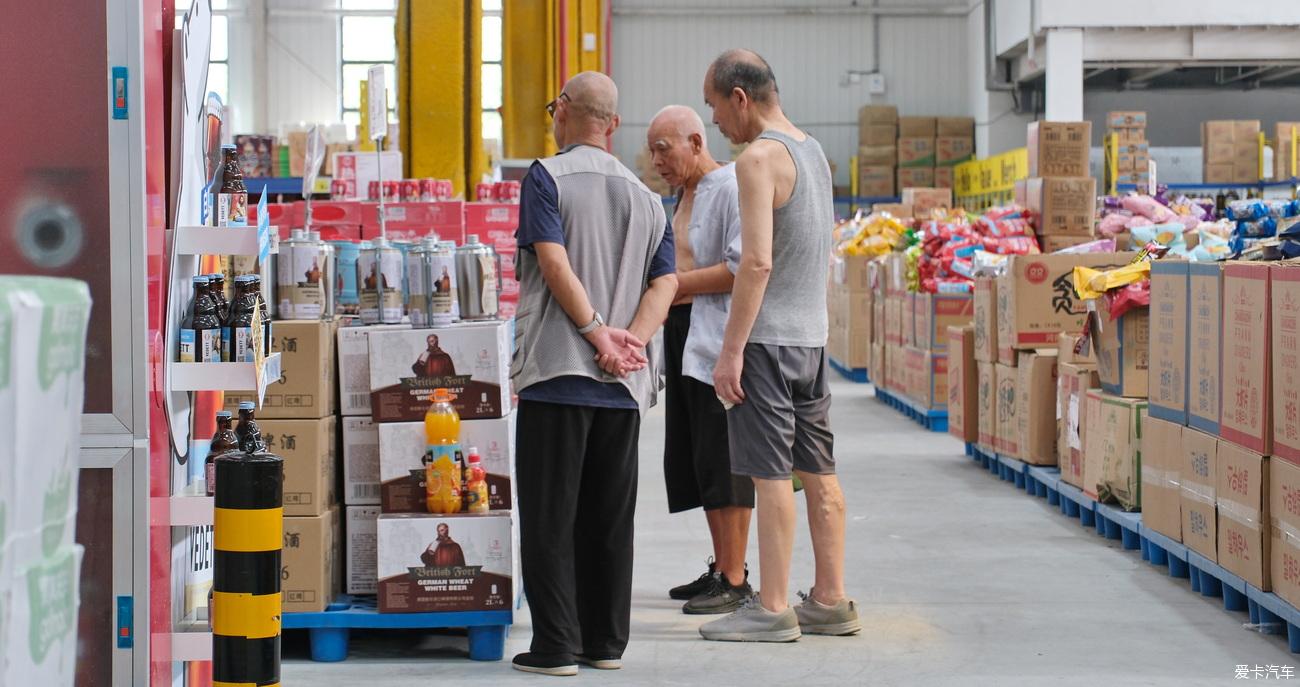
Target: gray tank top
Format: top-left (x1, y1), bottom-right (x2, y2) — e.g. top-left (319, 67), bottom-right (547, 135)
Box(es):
top-left (748, 130), bottom-right (834, 347)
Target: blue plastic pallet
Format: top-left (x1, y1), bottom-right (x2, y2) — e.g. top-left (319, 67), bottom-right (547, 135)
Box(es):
top-left (1055, 482), bottom-right (1099, 529)
top-left (281, 595), bottom-right (512, 662)
top-left (1025, 466), bottom-right (1061, 506)
top-left (874, 388), bottom-right (948, 432)
top-left (970, 444), bottom-right (997, 473)
top-left (827, 356), bottom-right (870, 384)
top-left (1095, 502), bottom-right (1143, 551)
top-left (1138, 527), bottom-right (1191, 579)
top-left (994, 454), bottom-right (1029, 490)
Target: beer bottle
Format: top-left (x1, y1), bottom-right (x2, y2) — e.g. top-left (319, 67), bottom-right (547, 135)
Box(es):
top-left (248, 275), bottom-right (273, 357)
top-left (216, 144), bottom-right (248, 227)
top-left (228, 275), bottom-right (257, 362)
top-left (192, 277), bottom-right (223, 363)
top-left (206, 410), bottom-right (239, 496)
top-left (234, 401), bottom-right (266, 453)
top-left (179, 276), bottom-right (207, 363)
top-left (208, 273), bottom-right (230, 322)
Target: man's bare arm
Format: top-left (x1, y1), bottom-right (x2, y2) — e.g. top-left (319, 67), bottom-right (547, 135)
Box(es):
top-left (534, 241), bottom-right (647, 372)
top-left (720, 146), bottom-right (776, 358)
top-left (629, 273), bottom-right (678, 344)
top-left (675, 264), bottom-right (734, 298)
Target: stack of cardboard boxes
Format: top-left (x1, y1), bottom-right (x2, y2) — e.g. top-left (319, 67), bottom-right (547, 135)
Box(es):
top-left (1274, 121), bottom-right (1300, 181)
top-left (1202, 120), bottom-right (1261, 184)
top-left (857, 106), bottom-right (975, 196)
top-left (858, 105), bottom-right (899, 197)
top-left (899, 290), bottom-right (972, 410)
top-left (934, 118), bottom-right (975, 189)
top-left (1024, 120), bottom-right (1096, 254)
top-left (1107, 111), bottom-right (1150, 188)
top-left (1085, 293), bottom-right (1150, 511)
top-left (827, 255), bottom-right (874, 372)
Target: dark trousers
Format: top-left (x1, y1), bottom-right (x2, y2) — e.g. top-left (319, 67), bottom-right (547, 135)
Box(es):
top-left (516, 400), bottom-right (640, 657)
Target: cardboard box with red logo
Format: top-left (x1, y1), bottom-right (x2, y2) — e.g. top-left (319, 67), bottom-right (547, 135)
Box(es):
top-left (464, 202), bottom-right (520, 239)
top-left (996, 253), bottom-right (1136, 360)
top-left (1270, 458), bottom-right (1300, 608)
top-left (1272, 262), bottom-right (1300, 463)
top-left (1218, 439), bottom-right (1270, 590)
top-left (903, 345), bottom-right (948, 410)
top-left (361, 201), bottom-right (465, 243)
top-left (995, 363), bottom-right (1021, 459)
top-left (914, 293), bottom-right (974, 352)
top-left (947, 326), bottom-right (977, 443)
top-left (1220, 262), bottom-right (1272, 455)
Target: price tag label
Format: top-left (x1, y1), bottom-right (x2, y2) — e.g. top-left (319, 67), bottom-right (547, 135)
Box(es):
top-left (257, 194), bottom-right (271, 263)
top-left (367, 65), bottom-right (387, 142)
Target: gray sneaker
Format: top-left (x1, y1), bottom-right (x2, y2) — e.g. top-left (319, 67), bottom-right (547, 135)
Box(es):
top-left (698, 594), bottom-right (801, 642)
top-left (795, 589), bottom-right (861, 636)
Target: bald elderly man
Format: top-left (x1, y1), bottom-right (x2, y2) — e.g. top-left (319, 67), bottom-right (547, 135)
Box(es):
top-left (648, 105), bottom-right (755, 616)
top-left (511, 71), bottom-right (677, 676)
top-left (698, 49), bottom-right (860, 643)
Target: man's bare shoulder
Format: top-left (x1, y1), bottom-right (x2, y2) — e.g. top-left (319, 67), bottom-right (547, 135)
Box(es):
top-left (735, 139), bottom-right (785, 167)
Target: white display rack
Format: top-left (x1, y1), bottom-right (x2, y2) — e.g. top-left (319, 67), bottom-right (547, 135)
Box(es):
top-left (170, 352), bottom-right (281, 393)
top-left (158, 619), bottom-right (212, 662)
top-left (169, 482), bottom-right (214, 527)
top-left (174, 225), bottom-right (278, 256)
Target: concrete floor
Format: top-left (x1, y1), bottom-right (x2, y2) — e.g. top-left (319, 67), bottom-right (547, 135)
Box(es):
top-left (285, 377), bottom-right (1294, 685)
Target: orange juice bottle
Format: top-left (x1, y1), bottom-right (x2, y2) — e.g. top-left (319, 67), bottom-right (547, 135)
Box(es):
top-left (424, 388), bottom-right (462, 513)
top-left (464, 447), bottom-right (490, 513)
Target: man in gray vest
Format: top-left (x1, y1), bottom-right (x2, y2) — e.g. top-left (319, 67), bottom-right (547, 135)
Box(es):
top-left (698, 49), bottom-right (860, 643)
top-left (511, 71), bottom-right (677, 675)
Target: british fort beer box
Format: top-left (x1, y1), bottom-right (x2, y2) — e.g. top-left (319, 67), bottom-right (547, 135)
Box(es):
top-left (377, 513), bottom-right (513, 613)
top-left (368, 321), bottom-right (512, 422)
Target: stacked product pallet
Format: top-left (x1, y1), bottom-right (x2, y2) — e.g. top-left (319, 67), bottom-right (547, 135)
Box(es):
top-left (856, 104), bottom-right (975, 196)
top-left (1203, 120), bottom-right (1261, 185)
top-left (1108, 111), bottom-right (1150, 188)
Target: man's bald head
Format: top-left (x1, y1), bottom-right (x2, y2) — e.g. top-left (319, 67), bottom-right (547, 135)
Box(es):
top-left (707, 49), bottom-right (778, 104)
top-left (648, 105), bottom-right (707, 145)
top-left (562, 71), bottom-right (618, 122)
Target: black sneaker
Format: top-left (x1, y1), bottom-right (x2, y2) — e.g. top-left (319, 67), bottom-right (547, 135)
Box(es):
top-left (669, 558), bottom-right (717, 600)
top-left (512, 652), bottom-right (578, 676)
top-left (575, 654), bottom-right (622, 670)
top-left (682, 572), bottom-right (754, 615)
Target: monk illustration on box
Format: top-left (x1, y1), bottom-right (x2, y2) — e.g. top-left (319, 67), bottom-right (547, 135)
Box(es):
top-left (420, 522), bottom-right (466, 568)
top-left (412, 334), bottom-right (457, 378)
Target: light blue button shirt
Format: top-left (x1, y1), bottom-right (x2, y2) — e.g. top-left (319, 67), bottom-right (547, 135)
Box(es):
top-left (682, 163), bottom-right (742, 386)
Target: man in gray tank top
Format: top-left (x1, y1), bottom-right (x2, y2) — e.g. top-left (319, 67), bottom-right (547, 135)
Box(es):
top-left (698, 49), bottom-right (860, 643)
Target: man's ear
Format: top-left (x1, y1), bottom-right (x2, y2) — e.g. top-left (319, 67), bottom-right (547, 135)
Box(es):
top-left (690, 132), bottom-right (704, 152)
top-left (607, 113), bottom-right (621, 138)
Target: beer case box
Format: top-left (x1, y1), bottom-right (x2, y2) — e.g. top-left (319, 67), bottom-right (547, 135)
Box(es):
top-left (338, 323), bottom-right (412, 416)
top-left (897, 168), bottom-right (935, 193)
top-left (1142, 417), bottom-right (1183, 543)
top-left (1181, 428), bottom-right (1220, 562)
top-left (1270, 459), bottom-right (1300, 609)
top-left (1025, 177), bottom-right (1097, 236)
top-left (1188, 262), bottom-right (1224, 434)
top-left (914, 293), bottom-right (974, 352)
top-left (973, 277), bottom-right (998, 363)
top-left (1106, 111), bottom-right (1147, 129)
top-left (224, 319), bottom-right (338, 418)
top-left (936, 116), bottom-right (975, 137)
top-left (368, 321), bottom-right (513, 423)
top-left (901, 187), bottom-right (952, 218)
top-left (899, 116), bottom-right (937, 138)
top-left (1016, 351), bottom-right (1059, 466)
top-left (1027, 121), bottom-right (1092, 178)
top-left (1097, 395), bottom-right (1147, 512)
top-left (1082, 390), bottom-right (1106, 499)
top-left (902, 293), bottom-right (917, 348)
top-left (935, 137), bottom-right (974, 166)
top-left (1217, 440), bottom-right (1271, 590)
top-left (346, 505), bottom-right (381, 595)
top-left (947, 326), bottom-right (978, 444)
top-left (1220, 262), bottom-right (1272, 455)
top-left (857, 144), bottom-right (897, 166)
top-left (1057, 332), bottom-right (1096, 366)
top-left (1093, 298), bottom-right (1149, 399)
top-left (858, 165), bottom-right (896, 197)
top-left (1273, 263), bottom-right (1300, 464)
top-left (342, 416), bottom-right (380, 505)
top-left (996, 252), bottom-right (1137, 357)
top-left (994, 363), bottom-right (1021, 459)
top-left (377, 415), bottom-right (516, 514)
top-left (897, 137), bottom-right (936, 168)
top-left (1058, 363), bottom-right (1100, 490)
top-left (283, 508), bottom-right (343, 613)
top-left (1149, 260), bottom-right (1190, 424)
top-left (377, 512), bottom-right (513, 613)
top-left (932, 166), bottom-right (954, 190)
top-left (977, 361), bottom-right (997, 451)
top-left (260, 417), bottom-right (337, 517)
top-left (860, 123), bottom-right (898, 147)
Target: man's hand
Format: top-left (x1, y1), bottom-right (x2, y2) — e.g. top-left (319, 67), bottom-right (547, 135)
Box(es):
top-left (713, 349), bottom-right (745, 405)
top-left (586, 326), bottom-right (647, 377)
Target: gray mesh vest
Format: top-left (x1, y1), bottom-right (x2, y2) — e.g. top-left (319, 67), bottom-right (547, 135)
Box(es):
top-left (510, 144), bottom-right (668, 413)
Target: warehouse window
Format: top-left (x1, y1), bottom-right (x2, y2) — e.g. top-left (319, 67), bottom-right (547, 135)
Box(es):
top-left (339, 0), bottom-right (398, 135)
top-left (482, 0), bottom-right (504, 147)
top-left (208, 5), bottom-right (229, 105)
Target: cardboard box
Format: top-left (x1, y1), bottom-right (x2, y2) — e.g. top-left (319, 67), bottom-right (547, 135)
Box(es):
top-left (996, 252), bottom-right (1136, 356)
top-left (377, 415), bottom-right (516, 513)
top-left (1274, 122), bottom-right (1300, 180)
top-left (1107, 111), bottom-right (1147, 129)
top-left (1058, 364), bottom-right (1100, 489)
top-left (342, 416), bottom-right (380, 505)
top-left (897, 168), bottom-right (935, 191)
top-left (884, 295), bottom-right (902, 345)
top-left (974, 277), bottom-right (998, 363)
top-left (1142, 417), bottom-right (1183, 543)
top-left (836, 255), bottom-right (873, 292)
top-left (331, 151), bottom-right (403, 200)
top-left (901, 187), bottom-right (952, 217)
top-left (872, 300), bottom-right (885, 344)
top-left (223, 319), bottom-right (338, 418)
top-left (346, 505), bottom-right (380, 595)
top-left (995, 363), bottom-right (1021, 459)
top-left (899, 116), bottom-right (936, 138)
top-left (1220, 262), bottom-right (1272, 455)
top-left (1097, 395), bottom-right (1147, 511)
top-left (1217, 440), bottom-right (1270, 589)
top-left (1204, 141), bottom-right (1236, 165)
top-left (1082, 389), bottom-right (1106, 498)
top-left (872, 202), bottom-right (912, 219)
top-left (933, 166), bottom-right (954, 189)
top-left (1149, 261), bottom-right (1190, 424)
top-left (936, 116), bottom-right (975, 137)
top-left (859, 104), bottom-right (898, 125)
top-left (977, 361), bottom-right (997, 450)
top-left (947, 326), bottom-right (977, 443)
top-left (1057, 332), bottom-right (1096, 366)
top-left (858, 145), bottom-right (897, 166)
top-left (1270, 459), bottom-right (1300, 608)
top-left (1188, 263), bottom-right (1223, 434)
top-left (1094, 299), bottom-right (1149, 399)
top-left (871, 341), bottom-right (885, 388)
top-left (897, 137), bottom-right (936, 168)
top-left (1017, 351), bottom-right (1059, 466)
top-left (902, 292), bottom-right (917, 348)
top-left (377, 512), bottom-right (513, 613)
top-left (858, 165), bottom-right (896, 197)
top-left (1027, 121), bottom-right (1092, 177)
top-left (1181, 428), bottom-right (1219, 561)
top-left (1025, 177), bottom-right (1096, 236)
top-left (283, 508), bottom-right (342, 613)
top-left (261, 417), bottom-right (337, 516)
top-left (339, 323), bottom-right (412, 416)
top-left (368, 321), bottom-right (513, 422)
top-left (935, 137), bottom-right (974, 165)
top-left (860, 123), bottom-right (898, 147)
top-left (904, 347), bottom-right (949, 410)
top-left (1116, 149), bottom-right (1150, 173)
top-left (1273, 263), bottom-right (1300, 463)
top-left (914, 293), bottom-right (974, 351)
top-left (1116, 128), bottom-right (1146, 145)
top-left (1203, 162), bottom-right (1235, 184)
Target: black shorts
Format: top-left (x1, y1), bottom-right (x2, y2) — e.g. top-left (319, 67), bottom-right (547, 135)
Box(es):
top-left (727, 343), bottom-right (835, 480)
top-left (663, 304), bottom-right (756, 513)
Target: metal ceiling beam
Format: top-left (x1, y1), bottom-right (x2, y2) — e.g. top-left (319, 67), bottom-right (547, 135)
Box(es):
top-left (1218, 66), bottom-right (1274, 84)
top-left (1258, 65), bottom-right (1300, 82)
top-left (1124, 66), bottom-right (1176, 84)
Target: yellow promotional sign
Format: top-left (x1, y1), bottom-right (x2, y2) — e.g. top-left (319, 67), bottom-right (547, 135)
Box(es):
top-left (955, 148), bottom-right (1028, 199)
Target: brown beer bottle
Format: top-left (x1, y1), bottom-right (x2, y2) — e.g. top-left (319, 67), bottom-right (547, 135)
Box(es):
top-left (206, 411), bottom-right (239, 496)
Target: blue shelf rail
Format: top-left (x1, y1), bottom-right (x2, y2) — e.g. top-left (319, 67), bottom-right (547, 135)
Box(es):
top-left (874, 388), bottom-right (947, 432)
top-left (828, 356), bottom-right (870, 383)
top-left (282, 594), bottom-right (511, 662)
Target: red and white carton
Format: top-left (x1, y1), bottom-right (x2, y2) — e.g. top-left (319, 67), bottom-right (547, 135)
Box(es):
top-left (249, 202), bottom-right (291, 227)
top-left (498, 300), bottom-right (518, 319)
top-left (501, 276), bottom-right (520, 299)
top-left (476, 183), bottom-right (496, 203)
top-left (291, 200), bottom-right (362, 228)
top-left (400, 179), bottom-right (421, 202)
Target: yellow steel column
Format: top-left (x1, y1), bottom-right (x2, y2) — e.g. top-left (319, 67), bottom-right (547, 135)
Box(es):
top-left (399, 0), bottom-right (468, 193)
top-left (466, 0), bottom-right (488, 194)
top-left (503, 0), bottom-right (556, 159)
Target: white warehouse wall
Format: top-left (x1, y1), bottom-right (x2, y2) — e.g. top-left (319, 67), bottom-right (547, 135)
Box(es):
top-left (609, 1), bottom-right (971, 188)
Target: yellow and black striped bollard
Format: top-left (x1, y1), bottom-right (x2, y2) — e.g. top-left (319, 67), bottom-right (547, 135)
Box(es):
top-left (213, 450), bottom-right (284, 687)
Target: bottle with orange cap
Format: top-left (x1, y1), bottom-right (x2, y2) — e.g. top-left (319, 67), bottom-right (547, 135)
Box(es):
top-left (424, 388), bottom-right (463, 514)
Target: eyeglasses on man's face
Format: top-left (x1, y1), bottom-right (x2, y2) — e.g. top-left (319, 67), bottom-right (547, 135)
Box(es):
top-left (545, 92), bottom-right (571, 118)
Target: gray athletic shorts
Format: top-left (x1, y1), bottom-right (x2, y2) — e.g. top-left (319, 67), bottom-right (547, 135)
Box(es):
top-left (726, 343), bottom-right (835, 479)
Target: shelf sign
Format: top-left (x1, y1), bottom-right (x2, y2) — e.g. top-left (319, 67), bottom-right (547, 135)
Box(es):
top-left (256, 194), bottom-right (271, 263)
top-left (954, 147), bottom-right (1028, 198)
top-left (367, 65), bottom-right (387, 142)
